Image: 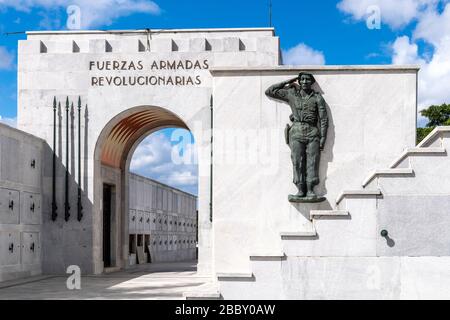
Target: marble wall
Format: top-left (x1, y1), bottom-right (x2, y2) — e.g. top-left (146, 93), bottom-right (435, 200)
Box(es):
top-left (211, 66), bottom-right (418, 272)
top-left (0, 123), bottom-right (43, 281)
top-left (215, 128), bottom-right (450, 299)
top-left (219, 256), bottom-right (450, 299)
top-left (128, 173), bottom-right (197, 263)
top-left (17, 28), bottom-right (280, 275)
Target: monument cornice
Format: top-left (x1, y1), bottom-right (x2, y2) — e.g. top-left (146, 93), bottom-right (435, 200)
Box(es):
top-left (210, 64), bottom-right (421, 75)
top-left (26, 27), bottom-right (276, 36)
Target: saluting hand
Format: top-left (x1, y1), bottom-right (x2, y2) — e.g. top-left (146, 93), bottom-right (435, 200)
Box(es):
top-left (283, 77), bottom-right (298, 86)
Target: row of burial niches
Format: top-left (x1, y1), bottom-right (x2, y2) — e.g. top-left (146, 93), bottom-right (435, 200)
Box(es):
top-left (128, 173), bottom-right (198, 265)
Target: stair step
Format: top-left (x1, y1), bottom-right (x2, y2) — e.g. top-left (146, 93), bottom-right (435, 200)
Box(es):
top-left (310, 210), bottom-right (349, 217)
top-left (184, 291), bottom-right (222, 300)
top-left (183, 282), bottom-right (222, 300)
top-left (280, 230), bottom-right (317, 237)
top-left (217, 272), bottom-right (254, 280)
top-left (249, 252), bottom-right (286, 260)
top-left (390, 147), bottom-right (446, 168)
top-left (335, 189), bottom-right (382, 205)
top-left (417, 126), bottom-right (450, 147)
top-left (103, 266), bottom-right (121, 273)
top-left (362, 168), bottom-right (414, 187)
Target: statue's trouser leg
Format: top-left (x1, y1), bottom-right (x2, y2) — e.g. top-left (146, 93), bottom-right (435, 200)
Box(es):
top-left (306, 137), bottom-right (320, 196)
top-left (290, 139), bottom-right (306, 195)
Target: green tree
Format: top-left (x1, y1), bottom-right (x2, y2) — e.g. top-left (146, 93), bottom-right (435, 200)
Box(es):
top-left (420, 103), bottom-right (450, 126)
top-left (417, 103), bottom-right (450, 144)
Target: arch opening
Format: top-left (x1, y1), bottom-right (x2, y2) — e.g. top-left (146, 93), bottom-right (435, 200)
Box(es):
top-left (93, 106), bottom-right (200, 274)
top-left (100, 106), bottom-right (188, 170)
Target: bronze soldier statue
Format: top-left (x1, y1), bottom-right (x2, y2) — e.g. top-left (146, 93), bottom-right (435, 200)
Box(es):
top-left (265, 72), bottom-right (328, 202)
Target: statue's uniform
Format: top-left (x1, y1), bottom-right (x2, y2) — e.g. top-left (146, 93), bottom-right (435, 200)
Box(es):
top-left (265, 84), bottom-right (328, 189)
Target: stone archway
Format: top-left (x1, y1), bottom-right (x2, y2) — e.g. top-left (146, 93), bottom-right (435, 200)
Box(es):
top-left (92, 105), bottom-right (205, 274)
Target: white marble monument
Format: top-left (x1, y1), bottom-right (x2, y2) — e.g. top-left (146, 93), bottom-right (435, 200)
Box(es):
top-left (5, 27), bottom-right (450, 299)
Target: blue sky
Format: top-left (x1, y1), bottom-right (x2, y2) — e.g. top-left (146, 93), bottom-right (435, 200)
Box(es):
top-left (1, 0), bottom-right (450, 194)
top-left (1, 1), bottom-right (449, 121)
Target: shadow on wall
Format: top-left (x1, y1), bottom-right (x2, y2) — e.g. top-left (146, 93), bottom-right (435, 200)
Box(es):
top-left (316, 100), bottom-right (335, 200)
top-left (42, 102), bottom-right (93, 275)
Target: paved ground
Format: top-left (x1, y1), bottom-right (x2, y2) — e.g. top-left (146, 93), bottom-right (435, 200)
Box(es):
top-left (0, 261), bottom-right (211, 300)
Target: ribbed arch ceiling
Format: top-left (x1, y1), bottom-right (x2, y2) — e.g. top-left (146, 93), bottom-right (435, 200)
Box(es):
top-left (101, 107), bottom-right (188, 168)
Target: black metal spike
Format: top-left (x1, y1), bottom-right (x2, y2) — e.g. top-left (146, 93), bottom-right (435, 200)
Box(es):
top-left (77, 96), bottom-right (83, 222)
top-left (65, 97), bottom-right (70, 221)
top-left (51, 97), bottom-right (58, 221)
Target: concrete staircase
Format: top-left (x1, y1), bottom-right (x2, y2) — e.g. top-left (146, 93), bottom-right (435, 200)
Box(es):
top-left (185, 126), bottom-right (450, 299)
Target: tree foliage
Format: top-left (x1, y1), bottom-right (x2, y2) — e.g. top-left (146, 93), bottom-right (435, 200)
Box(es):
top-left (417, 103), bottom-right (450, 144)
top-left (417, 127), bottom-right (434, 144)
top-left (420, 103), bottom-right (450, 127)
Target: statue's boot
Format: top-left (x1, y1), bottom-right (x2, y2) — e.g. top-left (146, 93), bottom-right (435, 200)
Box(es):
top-left (306, 183), bottom-right (316, 199)
top-left (297, 183), bottom-right (306, 197)
top-left (288, 184), bottom-right (305, 202)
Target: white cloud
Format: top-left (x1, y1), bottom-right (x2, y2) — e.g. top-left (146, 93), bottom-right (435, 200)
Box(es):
top-left (393, 35), bottom-right (450, 110)
top-left (337, 0), bottom-right (441, 29)
top-left (282, 43), bottom-right (325, 65)
top-left (0, 115), bottom-right (17, 127)
top-left (413, 2), bottom-right (450, 46)
top-left (130, 132), bottom-right (171, 170)
top-left (0, 46), bottom-right (14, 70)
top-left (0, 0), bottom-right (161, 29)
top-left (337, 0), bottom-right (450, 114)
top-left (390, 3), bottom-right (450, 111)
top-left (392, 36), bottom-right (425, 65)
top-left (166, 171), bottom-right (198, 187)
top-left (130, 130), bottom-right (198, 195)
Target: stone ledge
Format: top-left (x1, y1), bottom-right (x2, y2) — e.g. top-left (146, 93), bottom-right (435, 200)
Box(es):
top-left (390, 148), bottom-right (447, 168)
top-left (27, 27), bottom-right (275, 36)
top-left (183, 291), bottom-right (222, 300)
top-left (182, 282), bottom-right (221, 300)
top-left (0, 123), bottom-right (45, 143)
top-left (417, 126), bottom-right (450, 148)
top-left (249, 252), bottom-right (286, 260)
top-left (362, 168), bottom-right (414, 187)
top-left (310, 210), bottom-right (349, 217)
top-left (217, 272), bottom-right (254, 279)
top-left (335, 189), bottom-right (382, 205)
top-left (280, 230), bottom-right (317, 237)
top-left (210, 64), bottom-right (421, 74)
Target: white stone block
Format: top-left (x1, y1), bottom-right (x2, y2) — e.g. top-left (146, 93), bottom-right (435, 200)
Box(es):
top-left (282, 197), bottom-right (378, 257)
top-left (119, 39), bottom-right (141, 53)
top-left (18, 40), bottom-right (44, 55)
top-left (247, 52), bottom-right (279, 67)
top-left (377, 194), bottom-right (450, 256)
top-left (173, 39), bottom-right (189, 52)
top-left (213, 52), bottom-right (248, 67)
top-left (189, 38), bottom-right (207, 52)
top-left (150, 38), bottom-right (174, 52)
top-left (72, 40), bottom-right (89, 53)
top-left (256, 36), bottom-right (279, 53)
top-left (223, 37), bottom-right (240, 51)
top-left (45, 41), bottom-right (73, 53)
top-left (89, 39), bottom-right (112, 53)
top-left (206, 38), bottom-right (224, 52)
top-left (400, 257), bottom-right (450, 299)
top-left (240, 38), bottom-right (257, 51)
